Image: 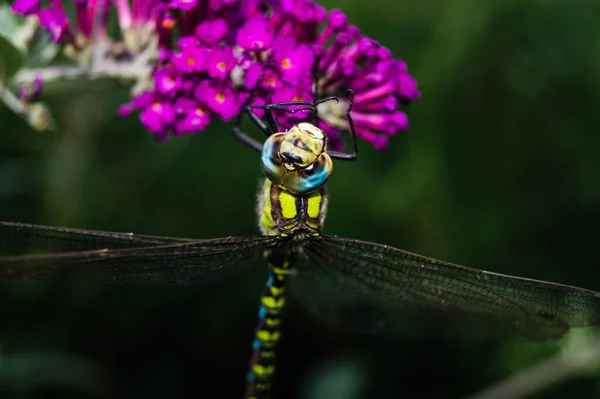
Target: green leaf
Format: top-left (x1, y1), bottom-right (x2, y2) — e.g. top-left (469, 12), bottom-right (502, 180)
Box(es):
top-left (0, 34), bottom-right (24, 81)
top-left (0, 3), bottom-right (20, 40)
top-left (0, 3), bottom-right (25, 80)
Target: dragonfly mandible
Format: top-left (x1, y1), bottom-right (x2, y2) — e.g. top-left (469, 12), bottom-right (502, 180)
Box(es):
top-left (1, 92), bottom-right (600, 399)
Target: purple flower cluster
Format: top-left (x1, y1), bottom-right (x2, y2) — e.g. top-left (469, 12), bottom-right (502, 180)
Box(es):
top-left (12, 0), bottom-right (420, 149)
top-left (12, 0), bottom-right (110, 45)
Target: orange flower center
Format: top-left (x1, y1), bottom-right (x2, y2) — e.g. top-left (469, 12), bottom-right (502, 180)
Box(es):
top-left (162, 19), bottom-right (174, 29)
top-left (186, 57), bottom-right (195, 66)
top-left (281, 58), bottom-right (292, 69)
top-left (215, 93), bottom-right (226, 104)
top-left (216, 61), bottom-right (227, 72)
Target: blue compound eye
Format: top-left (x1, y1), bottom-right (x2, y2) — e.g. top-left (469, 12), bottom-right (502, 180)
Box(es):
top-left (281, 153), bottom-right (333, 194)
top-left (261, 133), bottom-right (287, 187)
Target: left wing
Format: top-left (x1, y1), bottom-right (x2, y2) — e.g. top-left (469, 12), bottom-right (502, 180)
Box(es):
top-left (0, 220), bottom-right (194, 253)
top-left (0, 221), bottom-right (276, 284)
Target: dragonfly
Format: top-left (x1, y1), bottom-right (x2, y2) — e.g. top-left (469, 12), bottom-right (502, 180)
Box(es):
top-left (1, 92), bottom-right (600, 399)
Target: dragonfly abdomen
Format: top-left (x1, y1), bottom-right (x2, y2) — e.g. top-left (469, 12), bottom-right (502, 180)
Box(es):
top-left (244, 250), bottom-right (291, 399)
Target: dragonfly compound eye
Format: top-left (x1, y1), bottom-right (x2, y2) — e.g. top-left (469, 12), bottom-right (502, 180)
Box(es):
top-left (281, 152), bottom-right (333, 194)
top-left (261, 130), bottom-right (333, 195)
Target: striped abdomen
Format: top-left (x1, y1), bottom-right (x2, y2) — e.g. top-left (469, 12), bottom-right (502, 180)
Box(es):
top-left (243, 250), bottom-right (290, 399)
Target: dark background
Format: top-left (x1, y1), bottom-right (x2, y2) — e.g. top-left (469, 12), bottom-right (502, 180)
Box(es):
top-left (1, 0), bottom-right (600, 398)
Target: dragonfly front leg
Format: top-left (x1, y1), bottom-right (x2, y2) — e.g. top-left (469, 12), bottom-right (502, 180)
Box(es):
top-left (233, 105), bottom-right (274, 152)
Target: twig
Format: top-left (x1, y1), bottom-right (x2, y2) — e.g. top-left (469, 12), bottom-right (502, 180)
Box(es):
top-left (466, 331), bottom-right (600, 399)
top-left (0, 84), bottom-right (27, 115)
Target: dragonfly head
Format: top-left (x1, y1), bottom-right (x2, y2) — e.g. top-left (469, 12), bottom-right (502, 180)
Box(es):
top-left (280, 123), bottom-right (326, 169)
top-left (261, 123), bottom-right (333, 195)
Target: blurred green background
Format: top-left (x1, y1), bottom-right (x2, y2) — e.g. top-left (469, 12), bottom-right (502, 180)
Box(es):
top-left (1, 0), bottom-right (600, 398)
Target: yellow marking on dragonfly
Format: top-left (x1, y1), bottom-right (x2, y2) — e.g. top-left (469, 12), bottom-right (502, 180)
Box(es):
top-left (307, 191), bottom-right (322, 219)
top-left (265, 318), bottom-right (280, 328)
top-left (260, 350), bottom-right (276, 358)
top-left (260, 181), bottom-right (274, 234)
top-left (261, 296), bottom-right (285, 311)
top-left (269, 260), bottom-right (290, 276)
top-left (252, 364), bottom-right (276, 378)
top-left (256, 330), bottom-right (281, 345)
top-left (306, 221), bottom-right (318, 229)
top-left (279, 190), bottom-right (297, 219)
top-left (269, 285), bottom-right (285, 296)
top-left (272, 267), bottom-right (290, 276)
top-left (283, 222), bottom-right (298, 230)
top-left (256, 382), bottom-right (271, 392)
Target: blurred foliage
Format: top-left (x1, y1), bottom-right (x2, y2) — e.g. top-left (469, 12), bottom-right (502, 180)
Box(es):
top-left (1, 0), bottom-right (600, 398)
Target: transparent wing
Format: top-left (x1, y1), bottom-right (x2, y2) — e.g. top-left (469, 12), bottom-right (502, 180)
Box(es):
top-left (290, 236), bottom-right (600, 335)
top-left (0, 221), bottom-right (194, 253)
top-left (0, 221), bottom-right (276, 284)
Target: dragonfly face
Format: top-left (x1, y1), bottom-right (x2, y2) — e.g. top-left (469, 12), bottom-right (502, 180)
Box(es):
top-left (1, 92), bottom-right (600, 399)
top-left (260, 121), bottom-right (333, 195)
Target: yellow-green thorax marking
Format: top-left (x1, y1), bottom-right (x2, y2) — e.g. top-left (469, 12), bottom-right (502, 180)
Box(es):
top-left (258, 179), bottom-right (328, 238)
top-left (244, 122), bottom-right (332, 399)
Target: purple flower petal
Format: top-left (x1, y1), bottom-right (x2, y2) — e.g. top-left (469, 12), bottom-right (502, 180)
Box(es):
top-left (174, 102), bottom-right (211, 135)
top-left (245, 62), bottom-right (263, 89)
top-left (236, 17), bottom-right (272, 51)
top-left (170, 0), bottom-right (198, 12)
top-left (153, 68), bottom-right (182, 95)
top-left (206, 47), bottom-right (237, 80)
top-left (38, 7), bottom-right (69, 42)
top-left (140, 101), bottom-right (176, 136)
top-left (195, 18), bottom-right (228, 45)
top-left (195, 81), bottom-right (241, 121)
top-left (133, 92), bottom-right (156, 108)
top-left (171, 40), bottom-right (207, 73)
top-left (272, 37), bottom-right (314, 84)
top-left (351, 111), bottom-right (408, 135)
top-left (12, 0), bottom-right (40, 15)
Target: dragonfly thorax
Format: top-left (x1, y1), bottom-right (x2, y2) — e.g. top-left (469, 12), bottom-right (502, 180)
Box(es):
top-left (257, 179), bottom-right (328, 237)
top-left (260, 123), bottom-right (333, 195)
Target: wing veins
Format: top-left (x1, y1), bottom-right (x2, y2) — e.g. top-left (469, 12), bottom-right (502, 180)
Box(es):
top-left (311, 237), bottom-right (600, 328)
top-left (0, 236), bottom-right (276, 284)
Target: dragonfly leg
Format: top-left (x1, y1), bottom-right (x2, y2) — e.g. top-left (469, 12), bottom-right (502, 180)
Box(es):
top-left (233, 101), bottom-right (326, 152)
top-left (233, 110), bottom-right (269, 152)
top-left (232, 64), bottom-right (274, 152)
top-left (327, 89), bottom-right (358, 161)
top-left (233, 90), bottom-right (357, 160)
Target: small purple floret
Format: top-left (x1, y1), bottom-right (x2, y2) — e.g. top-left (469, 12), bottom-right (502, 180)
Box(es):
top-left (11, 0), bottom-right (40, 15)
